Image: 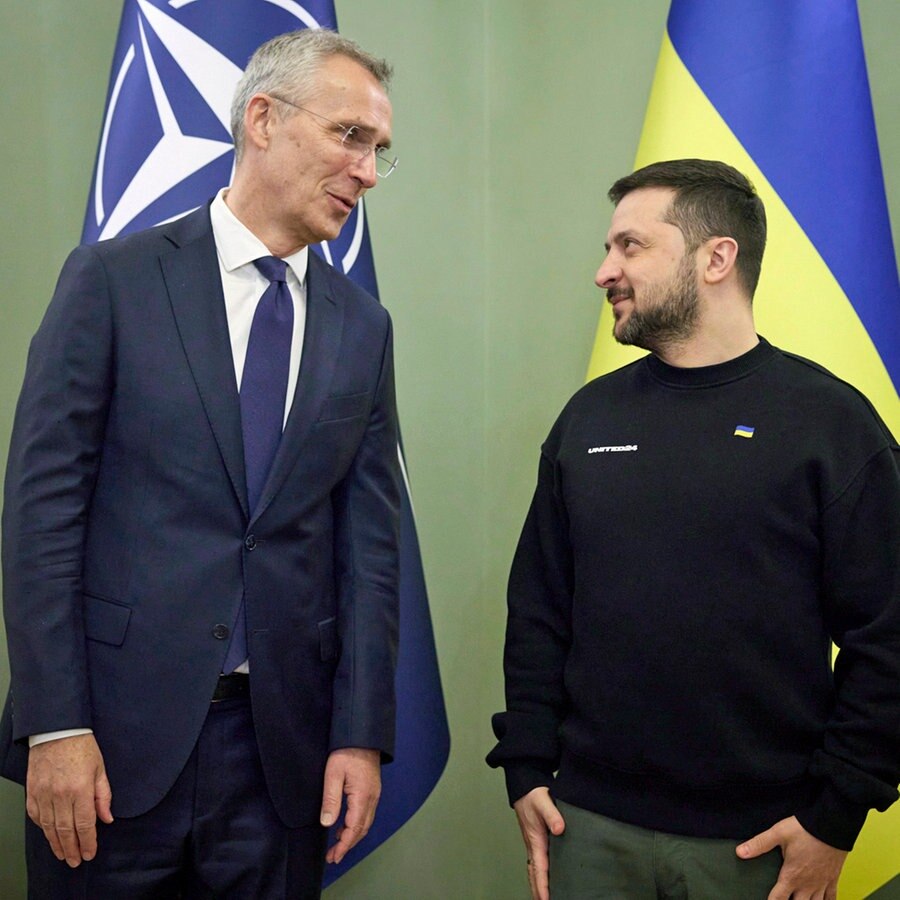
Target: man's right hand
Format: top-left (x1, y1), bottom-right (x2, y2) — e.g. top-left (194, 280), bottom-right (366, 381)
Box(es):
top-left (513, 786), bottom-right (566, 900)
top-left (26, 733), bottom-right (113, 867)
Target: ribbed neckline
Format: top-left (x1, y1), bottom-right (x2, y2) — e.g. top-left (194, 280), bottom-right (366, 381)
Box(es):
top-left (644, 337), bottom-right (776, 389)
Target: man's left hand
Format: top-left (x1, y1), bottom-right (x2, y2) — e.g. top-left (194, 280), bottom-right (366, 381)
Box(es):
top-left (737, 815), bottom-right (848, 900)
top-left (320, 747), bottom-right (381, 865)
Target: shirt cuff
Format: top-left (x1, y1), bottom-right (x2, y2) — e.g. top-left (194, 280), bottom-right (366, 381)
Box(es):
top-left (29, 728), bottom-right (94, 748)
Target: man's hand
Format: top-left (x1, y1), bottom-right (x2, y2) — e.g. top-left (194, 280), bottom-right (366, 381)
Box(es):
top-left (320, 747), bottom-right (381, 865)
top-left (26, 734), bottom-right (113, 867)
top-left (513, 787), bottom-right (566, 900)
top-left (737, 815), bottom-right (848, 900)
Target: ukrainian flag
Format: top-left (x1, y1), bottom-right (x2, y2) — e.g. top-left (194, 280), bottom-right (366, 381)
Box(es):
top-left (587, 3), bottom-right (899, 896)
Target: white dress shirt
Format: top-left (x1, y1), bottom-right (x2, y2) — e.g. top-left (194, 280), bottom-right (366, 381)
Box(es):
top-left (30, 190), bottom-right (307, 746)
top-left (210, 187), bottom-right (308, 424)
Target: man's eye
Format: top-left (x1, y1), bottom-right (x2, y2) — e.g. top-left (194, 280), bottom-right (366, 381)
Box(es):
top-left (343, 126), bottom-right (369, 149)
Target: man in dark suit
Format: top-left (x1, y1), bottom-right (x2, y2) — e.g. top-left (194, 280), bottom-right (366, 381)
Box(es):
top-left (1, 28), bottom-right (401, 898)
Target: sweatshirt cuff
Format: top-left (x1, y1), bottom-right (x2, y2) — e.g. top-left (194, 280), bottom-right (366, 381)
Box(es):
top-left (503, 763), bottom-right (554, 807)
top-left (795, 782), bottom-right (869, 851)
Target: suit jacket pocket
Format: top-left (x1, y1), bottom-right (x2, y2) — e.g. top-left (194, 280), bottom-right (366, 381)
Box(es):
top-left (317, 392), bottom-right (370, 423)
top-left (84, 594), bottom-right (132, 646)
top-left (318, 616), bottom-right (339, 661)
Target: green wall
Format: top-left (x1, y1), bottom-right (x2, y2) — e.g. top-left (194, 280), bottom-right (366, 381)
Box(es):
top-left (1, 2), bottom-right (898, 897)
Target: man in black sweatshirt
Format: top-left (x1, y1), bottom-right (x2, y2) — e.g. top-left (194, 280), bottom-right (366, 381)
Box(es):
top-left (488, 159), bottom-right (900, 899)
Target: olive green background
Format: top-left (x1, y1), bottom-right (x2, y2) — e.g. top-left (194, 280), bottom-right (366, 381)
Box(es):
top-left (1, 2), bottom-right (898, 898)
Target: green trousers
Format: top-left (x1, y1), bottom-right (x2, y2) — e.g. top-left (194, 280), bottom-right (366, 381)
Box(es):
top-left (549, 800), bottom-right (783, 899)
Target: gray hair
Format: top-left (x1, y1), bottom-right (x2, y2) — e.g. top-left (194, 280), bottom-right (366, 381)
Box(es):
top-left (231, 29), bottom-right (393, 162)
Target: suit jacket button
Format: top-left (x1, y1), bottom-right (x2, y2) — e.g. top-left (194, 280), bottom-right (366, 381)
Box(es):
top-left (212, 624), bottom-right (230, 640)
top-left (244, 534), bottom-right (257, 550)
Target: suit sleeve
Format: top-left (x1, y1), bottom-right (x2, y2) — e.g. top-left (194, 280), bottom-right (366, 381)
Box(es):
top-left (796, 442), bottom-right (900, 849)
top-left (328, 313), bottom-right (401, 759)
top-left (486, 447), bottom-right (574, 805)
top-left (2, 244), bottom-right (114, 740)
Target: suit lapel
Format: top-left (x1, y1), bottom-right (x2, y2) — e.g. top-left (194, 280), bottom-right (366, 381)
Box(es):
top-left (159, 207), bottom-right (249, 519)
top-left (251, 252), bottom-right (344, 523)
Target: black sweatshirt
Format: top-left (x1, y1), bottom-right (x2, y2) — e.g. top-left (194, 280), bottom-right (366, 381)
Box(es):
top-left (487, 339), bottom-right (900, 850)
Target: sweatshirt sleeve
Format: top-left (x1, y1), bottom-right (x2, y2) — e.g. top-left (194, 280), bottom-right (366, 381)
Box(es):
top-left (486, 447), bottom-right (574, 805)
top-left (796, 443), bottom-right (900, 849)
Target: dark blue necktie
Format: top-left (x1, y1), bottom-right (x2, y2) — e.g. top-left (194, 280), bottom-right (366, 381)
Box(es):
top-left (223, 255), bottom-right (293, 673)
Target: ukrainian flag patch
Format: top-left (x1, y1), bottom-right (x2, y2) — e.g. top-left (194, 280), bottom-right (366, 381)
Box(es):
top-left (734, 425), bottom-right (755, 439)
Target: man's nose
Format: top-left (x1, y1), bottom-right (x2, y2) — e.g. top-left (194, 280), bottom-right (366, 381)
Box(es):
top-left (594, 254), bottom-right (621, 289)
top-left (349, 150), bottom-right (378, 188)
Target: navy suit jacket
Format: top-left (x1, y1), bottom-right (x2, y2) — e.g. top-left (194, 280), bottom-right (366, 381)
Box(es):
top-left (1, 205), bottom-right (401, 826)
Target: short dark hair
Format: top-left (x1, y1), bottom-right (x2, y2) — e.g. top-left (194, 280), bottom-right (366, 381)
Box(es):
top-left (608, 159), bottom-right (767, 299)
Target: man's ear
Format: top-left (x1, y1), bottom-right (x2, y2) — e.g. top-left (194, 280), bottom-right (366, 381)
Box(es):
top-left (243, 94), bottom-right (277, 152)
top-left (703, 236), bottom-right (739, 285)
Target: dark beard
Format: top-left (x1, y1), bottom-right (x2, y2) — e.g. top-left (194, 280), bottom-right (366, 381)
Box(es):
top-left (613, 256), bottom-right (700, 353)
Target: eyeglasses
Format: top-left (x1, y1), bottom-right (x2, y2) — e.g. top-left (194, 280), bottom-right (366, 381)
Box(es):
top-left (268, 94), bottom-right (398, 178)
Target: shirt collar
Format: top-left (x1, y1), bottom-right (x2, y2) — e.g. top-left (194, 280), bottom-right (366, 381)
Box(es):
top-left (210, 188), bottom-right (309, 284)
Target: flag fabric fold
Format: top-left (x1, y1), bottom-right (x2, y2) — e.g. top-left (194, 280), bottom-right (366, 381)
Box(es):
top-left (588, 3), bottom-right (899, 895)
top-left (82, 0), bottom-right (449, 886)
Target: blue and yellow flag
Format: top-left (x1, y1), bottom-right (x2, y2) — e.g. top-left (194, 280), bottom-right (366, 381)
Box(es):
top-left (83, 0), bottom-right (449, 886)
top-left (587, 2), bottom-right (899, 896)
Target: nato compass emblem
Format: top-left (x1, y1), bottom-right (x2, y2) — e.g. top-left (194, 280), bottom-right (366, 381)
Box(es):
top-left (83, 0), bottom-right (377, 284)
